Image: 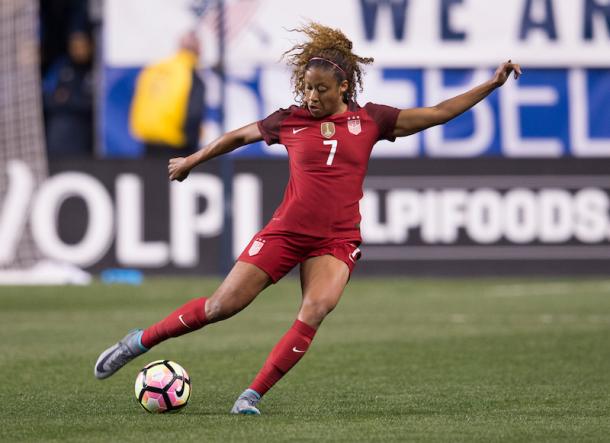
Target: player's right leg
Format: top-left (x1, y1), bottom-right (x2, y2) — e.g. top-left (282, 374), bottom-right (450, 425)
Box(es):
top-left (94, 261), bottom-right (271, 379)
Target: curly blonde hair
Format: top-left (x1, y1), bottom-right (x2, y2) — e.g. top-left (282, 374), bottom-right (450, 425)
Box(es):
top-left (282, 22), bottom-right (374, 105)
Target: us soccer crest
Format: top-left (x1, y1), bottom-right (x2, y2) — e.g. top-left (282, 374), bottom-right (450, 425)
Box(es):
top-left (248, 238), bottom-right (265, 256)
top-left (347, 116), bottom-right (361, 135)
top-left (320, 122), bottom-right (335, 138)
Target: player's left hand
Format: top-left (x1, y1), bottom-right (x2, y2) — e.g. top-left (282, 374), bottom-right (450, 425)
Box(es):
top-left (492, 60), bottom-right (522, 87)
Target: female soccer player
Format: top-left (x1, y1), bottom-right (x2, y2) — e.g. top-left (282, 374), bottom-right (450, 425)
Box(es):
top-left (95, 23), bottom-right (521, 414)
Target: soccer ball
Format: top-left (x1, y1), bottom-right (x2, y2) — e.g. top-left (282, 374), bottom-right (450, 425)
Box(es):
top-left (134, 360), bottom-right (191, 413)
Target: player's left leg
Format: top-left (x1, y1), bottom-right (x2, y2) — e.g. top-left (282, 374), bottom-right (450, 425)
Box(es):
top-left (296, 254), bottom-right (350, 328)
top-left (231, 254), bottom-right (349, 414)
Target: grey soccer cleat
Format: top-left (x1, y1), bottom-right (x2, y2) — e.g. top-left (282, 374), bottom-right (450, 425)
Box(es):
top-left (230, 389), bottom-right (261, 415)
top-left (94, 329), bottom-right (147, 379)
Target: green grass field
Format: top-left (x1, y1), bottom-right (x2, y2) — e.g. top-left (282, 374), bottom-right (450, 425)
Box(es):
top-left (2, 277), bottom-right (610, 442)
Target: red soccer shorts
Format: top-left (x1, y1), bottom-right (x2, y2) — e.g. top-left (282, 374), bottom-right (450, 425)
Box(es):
top-left (237, 230), bottom-right (362, 283)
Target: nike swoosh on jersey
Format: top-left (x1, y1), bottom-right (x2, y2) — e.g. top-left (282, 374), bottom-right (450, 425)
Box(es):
top-left (292, 347), bottom-right (306, 353)
top-left (292, 127), bottom-right (307, 134)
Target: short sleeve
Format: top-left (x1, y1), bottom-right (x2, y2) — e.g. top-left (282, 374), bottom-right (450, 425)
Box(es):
top-left (256, 107), bottom-right (293, 145)
top-left (364, 102), bottom-right (401, 142)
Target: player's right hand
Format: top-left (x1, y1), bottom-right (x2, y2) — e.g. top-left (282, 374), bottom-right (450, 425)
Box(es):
top-left (168, 157), bottom-right (191, 182)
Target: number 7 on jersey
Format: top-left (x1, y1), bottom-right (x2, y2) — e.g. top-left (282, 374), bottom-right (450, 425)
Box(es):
top-left (324, 140), bottom-right (338, 166)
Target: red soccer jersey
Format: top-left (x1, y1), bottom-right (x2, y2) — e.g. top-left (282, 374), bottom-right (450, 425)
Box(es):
top-left (257, 101), bottom-right (400, 240)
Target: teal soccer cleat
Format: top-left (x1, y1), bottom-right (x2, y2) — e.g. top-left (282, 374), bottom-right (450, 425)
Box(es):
top-left (94, 329), bottom-right (147, 379)
top-left (230, 389), bottom-right (261, 415)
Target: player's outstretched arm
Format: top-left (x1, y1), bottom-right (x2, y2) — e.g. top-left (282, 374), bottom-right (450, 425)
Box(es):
top-left (392, 60), bottom-right (522, 138)
top-left (168, 122), bottom-right (263, 181)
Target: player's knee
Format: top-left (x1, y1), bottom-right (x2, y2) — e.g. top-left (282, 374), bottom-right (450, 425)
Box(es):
top-left (300, 298), bottom-right (337, 324)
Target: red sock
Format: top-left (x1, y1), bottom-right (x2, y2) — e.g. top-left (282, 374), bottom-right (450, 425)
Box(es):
top-left (141, 297), bottom-right (208, 349)
top-left (249, 319), bottom-right (317, 396)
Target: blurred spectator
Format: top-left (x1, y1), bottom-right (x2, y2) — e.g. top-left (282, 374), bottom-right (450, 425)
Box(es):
top-left (39, 0), bottom-right (90, 75)
top-left (40, 0), bottom-right (94, 158)
top-left (129, 30), bottom-right (205, 158)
